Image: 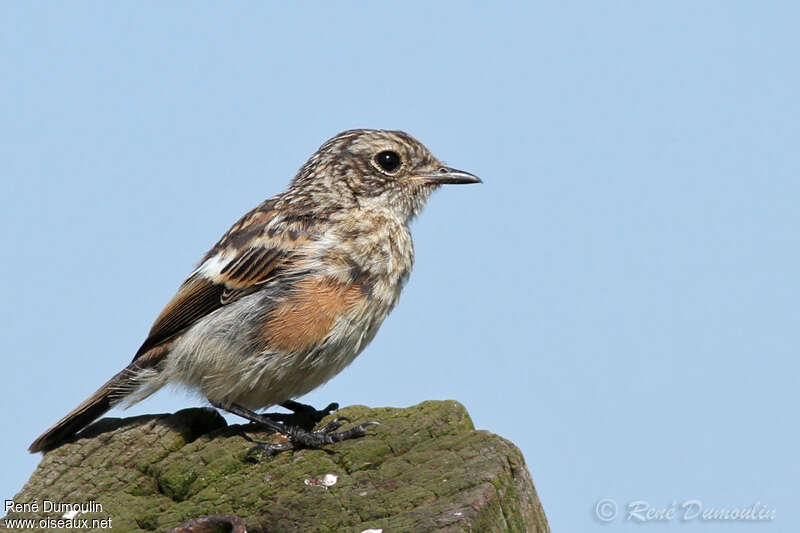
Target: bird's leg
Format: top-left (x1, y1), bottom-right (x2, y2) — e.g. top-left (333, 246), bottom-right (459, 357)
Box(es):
top-left (211, 401), bottom-right (378, 456)
top-left (221, 400), bottom-right (338, 429)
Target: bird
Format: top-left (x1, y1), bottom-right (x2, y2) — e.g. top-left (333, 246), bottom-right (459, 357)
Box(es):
top-left (29, 129), bottom-right (481, 454)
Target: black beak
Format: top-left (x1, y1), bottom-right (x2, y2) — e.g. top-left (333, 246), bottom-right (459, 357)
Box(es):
top-left (419, 167), bottom-right (482, 185)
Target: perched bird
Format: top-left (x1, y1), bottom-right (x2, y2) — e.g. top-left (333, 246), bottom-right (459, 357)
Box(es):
top-left (29, 129), bottom-right (481, 454)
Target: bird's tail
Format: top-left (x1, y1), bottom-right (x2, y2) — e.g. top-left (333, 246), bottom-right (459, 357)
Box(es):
top-left (28, 363), bottom-right (145, 453)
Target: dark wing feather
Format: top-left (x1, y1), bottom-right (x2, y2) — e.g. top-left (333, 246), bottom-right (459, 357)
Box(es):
top-left (133, 276), bottom-right (227, 358)
top-left (219, 247), bottom-right (284, 287)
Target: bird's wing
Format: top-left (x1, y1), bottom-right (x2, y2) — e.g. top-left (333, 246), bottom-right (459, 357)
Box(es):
top-left (133, 200), bottom-right (316, 362)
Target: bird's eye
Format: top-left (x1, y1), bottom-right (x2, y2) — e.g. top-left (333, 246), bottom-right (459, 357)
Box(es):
top-left (374, 151), bottom-right (402, 173)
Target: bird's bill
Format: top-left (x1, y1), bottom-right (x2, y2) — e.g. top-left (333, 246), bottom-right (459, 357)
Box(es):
top-left (415, 167), bottom-right (482, 185)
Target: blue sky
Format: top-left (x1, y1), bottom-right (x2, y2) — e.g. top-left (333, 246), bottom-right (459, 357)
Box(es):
top-left (2, 2), bottom-right (798, 531)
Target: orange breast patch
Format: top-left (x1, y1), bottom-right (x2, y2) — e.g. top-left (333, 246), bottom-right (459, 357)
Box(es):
top-left (263, 276), bottom-right (364, 353)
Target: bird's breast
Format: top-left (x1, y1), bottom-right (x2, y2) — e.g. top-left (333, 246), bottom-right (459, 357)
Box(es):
top-left (320, 208), bottom-right (415, 300)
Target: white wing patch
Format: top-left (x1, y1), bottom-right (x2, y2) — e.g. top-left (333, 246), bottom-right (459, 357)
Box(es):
top-left (193, 252), bottom-right (233, 279)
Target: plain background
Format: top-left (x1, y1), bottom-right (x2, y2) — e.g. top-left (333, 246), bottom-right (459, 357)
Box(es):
top-left (2, 2), bottom-right (798, 531)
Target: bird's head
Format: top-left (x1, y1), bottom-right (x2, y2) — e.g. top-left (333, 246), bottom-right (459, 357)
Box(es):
top-left (286, 129), bottom-right (481, 222)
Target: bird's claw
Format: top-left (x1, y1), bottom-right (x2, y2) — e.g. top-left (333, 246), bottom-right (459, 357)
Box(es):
top-left (246, 419), bottom-right (379, 458)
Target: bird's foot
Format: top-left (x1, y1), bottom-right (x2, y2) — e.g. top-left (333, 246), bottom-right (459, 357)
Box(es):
top-left (247, 417), bottom-right (380, 457)
top-left (244, 401), bottom-right (339, 430)
top-left (211, 400), bottom-right (378, 458)
top-left (281, 400), bottom-right (340, 428)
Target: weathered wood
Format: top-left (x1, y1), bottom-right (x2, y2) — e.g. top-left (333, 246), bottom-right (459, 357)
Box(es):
top-left (7, 401), bottom-right (549, 532)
